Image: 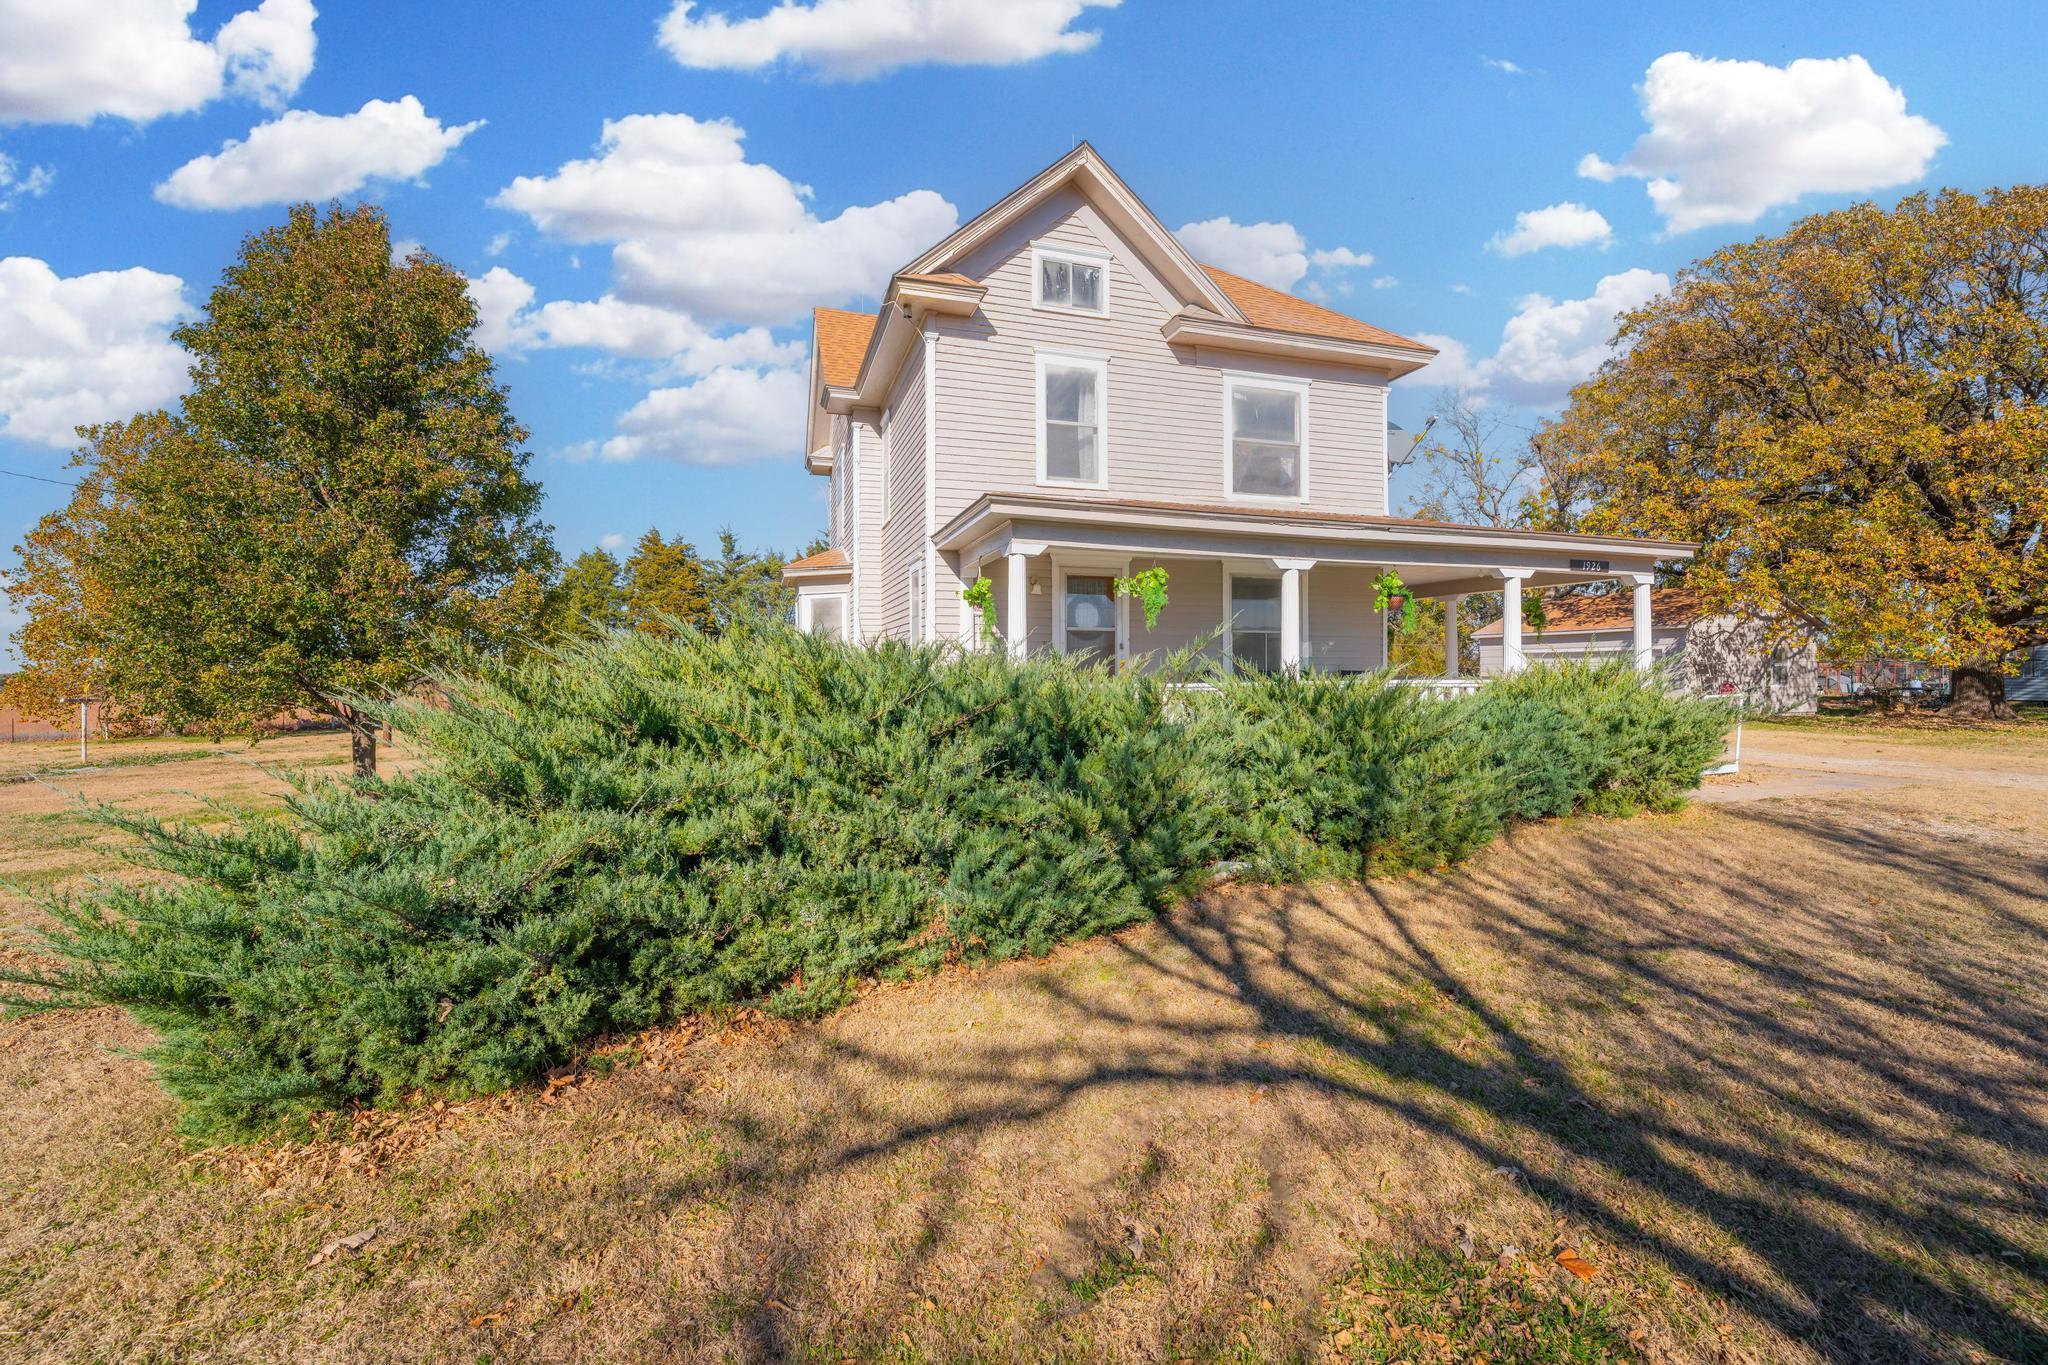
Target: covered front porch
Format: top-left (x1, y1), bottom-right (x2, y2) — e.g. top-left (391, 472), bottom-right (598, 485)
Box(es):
top-left (938, 491), bottom-right (1694, 679)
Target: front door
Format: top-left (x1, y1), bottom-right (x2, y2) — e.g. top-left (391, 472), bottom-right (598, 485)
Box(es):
top-left (1060, 570), bottom-right (1124, 667)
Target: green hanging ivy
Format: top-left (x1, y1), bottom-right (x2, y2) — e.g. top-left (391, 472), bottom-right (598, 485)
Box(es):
top-left (960, 576), bottom-right (999, 645)
top-left (1114, 566), bottom-right (1171, 630)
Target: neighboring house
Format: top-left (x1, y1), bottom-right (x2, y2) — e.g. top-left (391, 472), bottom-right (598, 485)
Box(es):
top-left (784, 143), bottom-right (1693, 676)
top-left (1472, 589), bottom-right (1820, 713)
top-left (2010, 647), bottom-right (2048, 704)
top-left (1, 702), bottom-right (75, 744)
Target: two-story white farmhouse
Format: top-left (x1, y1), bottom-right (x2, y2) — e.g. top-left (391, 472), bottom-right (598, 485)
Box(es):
top-left (783, 143), bottom-right (1693, 677)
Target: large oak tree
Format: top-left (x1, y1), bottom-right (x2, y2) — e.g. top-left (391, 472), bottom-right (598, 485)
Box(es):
top-left (1540, 186), bottom-right (2048, 716)
top-left (4, 204), bottom-right (554, 773)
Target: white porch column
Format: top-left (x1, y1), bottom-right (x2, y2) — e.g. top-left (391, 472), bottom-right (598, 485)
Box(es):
top-left (1629, 572), bottom-right (1655, 672)
top-left (1433, 593), bottom-right (1449, 679)
top-left (1004, 550), bottom-right (1030, 661)
top-left (1273, 558), bottom-right (1315, 674)
top-left (1499, 570), bottom-right (1532, 673)
top-left (1443, 595), bottom-right (1463, 679)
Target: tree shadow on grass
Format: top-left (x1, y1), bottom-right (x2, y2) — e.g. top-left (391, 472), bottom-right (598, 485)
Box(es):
top-left (505, 795), bottom-right (2047, 1362)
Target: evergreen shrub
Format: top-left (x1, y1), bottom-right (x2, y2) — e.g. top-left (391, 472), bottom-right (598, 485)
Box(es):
top-left (4, 629), bottom-right (1727, 1138)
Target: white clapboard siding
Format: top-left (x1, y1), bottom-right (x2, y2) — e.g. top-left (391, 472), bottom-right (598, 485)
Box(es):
top-left (927, 187), bottom-right (1389, 533)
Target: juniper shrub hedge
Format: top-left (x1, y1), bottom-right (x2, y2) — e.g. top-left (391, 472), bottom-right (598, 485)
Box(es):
top-left (4, 627), bottom-right (1728, 1138)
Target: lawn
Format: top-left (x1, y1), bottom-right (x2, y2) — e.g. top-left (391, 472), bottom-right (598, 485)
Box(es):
top-left (1, 729), bottom-right (2044, 1361)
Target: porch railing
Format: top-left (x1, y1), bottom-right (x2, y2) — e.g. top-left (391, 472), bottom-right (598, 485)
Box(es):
top-left (1396, 676), bottom-right (1484, 700)
top-left (1165, 674), bottom-right (1485, 698)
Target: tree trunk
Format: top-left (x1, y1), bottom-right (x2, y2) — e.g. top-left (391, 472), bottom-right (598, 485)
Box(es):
top-left (1944, 661), bottom-right (2016, 721)
top-left (345, 712), bottom-right (378, 777)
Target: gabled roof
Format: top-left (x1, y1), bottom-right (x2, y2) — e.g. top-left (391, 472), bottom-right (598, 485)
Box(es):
top-left (1471, 587), bottom-right (1711, 637)
top-left (808, 142), bottom-right (1440, 431)
top-left (812, 307), bottom-right (876, 389)
top-left (1200, 266), bottom-right (1429, 350)
top-left (901, 141), bottom-right (1242, 321)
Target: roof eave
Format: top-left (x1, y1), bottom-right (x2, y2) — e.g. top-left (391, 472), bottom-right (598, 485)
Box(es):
top-left (783, 564), bottom-right (853, 583)
top-left (1161, 315), bottom-right (1438, 379)
top-left (936, 489), bottom-right (1699, 560)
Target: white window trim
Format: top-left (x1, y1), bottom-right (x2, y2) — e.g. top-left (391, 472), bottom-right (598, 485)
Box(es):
top-left (1221, 371), bottom-right (1312, 505)
top-left (906, 561), bottom-right (924, 643)
top-left (1222, 568), bottom-right (1295, 674)
top-left (1051, 554), bottom-right (1130, 666)
top-left (1035, 348), bottom-right (1111, 490)
top-left (797, 589), bottom-right (850, 638)
top-left (1030, 242), bottom-right (1111, 317)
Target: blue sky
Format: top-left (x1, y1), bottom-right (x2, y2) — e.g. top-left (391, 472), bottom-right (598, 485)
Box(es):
top-left (2, 0), bottom-right (2041, 663)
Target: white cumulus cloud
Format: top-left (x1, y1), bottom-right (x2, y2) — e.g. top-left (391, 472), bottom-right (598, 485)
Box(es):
top-left (0, 0), bottom-right (315, 125)
top-left (467, 267), bottom-right (800, 373)
top-left (1173, 217), bottom-right (1373, 291)
top-left (657, 0), bottom-right (1119, 79)
top-left (0, 153), bottom-right (53, 210)
top-left (1581, 52), bottom-right (1946, 234)
top-left (493, 113), bottom-right (956, 326)
top-left (154, 95), bottom-right (483, 210)
top-left (0, 256), bottom-right (190, 446)
top-left (1407, 268), bottom-right (1670, 408)
top-left (214, 0), bottom-right (316, 106)
top-left (584, 366), bottom-right (808, 466)
top-left (1489, 201), bottom-right (1613, 257)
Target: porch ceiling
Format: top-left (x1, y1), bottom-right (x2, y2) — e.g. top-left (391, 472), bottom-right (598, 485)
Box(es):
top-left (938, 491), bottom-right (1692, 590)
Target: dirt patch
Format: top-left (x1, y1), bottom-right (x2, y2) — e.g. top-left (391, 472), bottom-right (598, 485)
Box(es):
top-left (1, 731), bottom-right (2043, 1362)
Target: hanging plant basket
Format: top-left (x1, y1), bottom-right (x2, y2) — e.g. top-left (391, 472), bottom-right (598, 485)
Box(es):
top-left (1385, 591), bottom-right (1408, 618)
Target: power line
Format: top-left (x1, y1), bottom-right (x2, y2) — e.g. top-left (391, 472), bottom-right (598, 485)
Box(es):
top-left (0, 466), bottom-right (79, 489)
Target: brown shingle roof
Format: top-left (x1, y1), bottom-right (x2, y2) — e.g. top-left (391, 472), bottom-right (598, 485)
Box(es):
top-left (1471, 588), bottom-right (1710, 637)
top-left (812, 307), bottom-right (876, 389)
top-left (784, 547), bottom-right (849, 572)
top-left (1199, 265), bottom-right (1432, 351)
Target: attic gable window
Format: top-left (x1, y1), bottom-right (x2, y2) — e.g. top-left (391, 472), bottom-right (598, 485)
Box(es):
top-left (1033, 245), bottom-right (1106, 315)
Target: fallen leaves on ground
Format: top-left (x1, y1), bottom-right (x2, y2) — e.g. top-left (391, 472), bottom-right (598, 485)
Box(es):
top-left (307, 1226), bottom-right (378, 1268)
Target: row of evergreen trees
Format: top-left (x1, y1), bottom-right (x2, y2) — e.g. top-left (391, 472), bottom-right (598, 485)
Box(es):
top-left (545, 528), bottom-right (810, 640)
top-left (4, 631), bottom-right (1729, 1139)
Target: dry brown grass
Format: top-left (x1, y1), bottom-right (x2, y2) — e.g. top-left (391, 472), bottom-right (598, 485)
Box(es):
top-left (1, 731), bottom-right (2044, 1362)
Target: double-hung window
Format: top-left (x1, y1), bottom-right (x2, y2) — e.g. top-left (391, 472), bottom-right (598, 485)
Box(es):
top-left (1226, 376), bottom-right (1308, 499)
top-left (1038, 352), bottom-right (1107, 486)
top-left (801, 593), bottom-right (847, 640)
top-left (1033, 247), bottom-right (1106, 314)
top-left (1229, 576), bottom-right (1283, 674)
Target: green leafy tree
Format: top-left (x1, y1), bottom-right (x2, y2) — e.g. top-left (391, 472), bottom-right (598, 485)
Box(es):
top-left (1541, 185), bottom-right (2048, 717)
top-left (546, 548), bottom-right (628, 636)
top-left (621, 530), bottom-right (710, 635)
top-left (3, 203), bottom-right (553, 774)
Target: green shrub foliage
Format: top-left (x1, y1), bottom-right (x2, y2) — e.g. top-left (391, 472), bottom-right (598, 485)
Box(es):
top-left (4, 631), bottom-right (1727, 1138)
